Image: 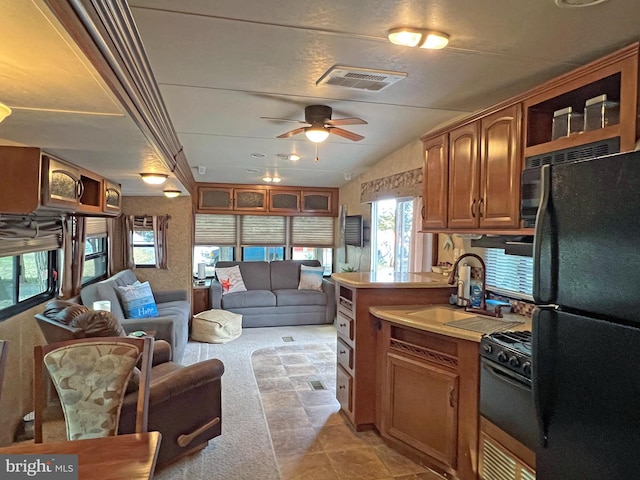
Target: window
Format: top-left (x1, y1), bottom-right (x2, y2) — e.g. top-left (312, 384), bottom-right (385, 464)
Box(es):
top-left (242, 246), bottom-right (284, 261)
top-left (484, 248), bottom-right (534, 300)
top-left (292, 247), bottom-right (333, 275)
top-left (371, 198), bottom-right (413, 275)
top-left (132, 229), bottom-right (156, 266)
top-left (0, 250), bottom-right (58, 319)
top-left (193, 246), bottom-right (234, 277)
top-left (82, 236), bottom-right (108, 285)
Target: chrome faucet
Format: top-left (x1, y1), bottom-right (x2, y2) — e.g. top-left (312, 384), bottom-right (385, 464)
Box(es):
top-left (447, 253), bottom-right (502, 318)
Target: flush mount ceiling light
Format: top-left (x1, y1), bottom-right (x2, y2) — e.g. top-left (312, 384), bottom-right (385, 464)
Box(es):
top-left (140, 173), bottom-right (168, 185)
top-left (288, 154), bottom-right (301, 161)
top-left (263, 176), bottom-right (282, 183)
top-left (163, 189), bottom-right (181, 198)
top-left (0, 102), bottom-right (12, 123)
top-left (304, 125), bottom-right (330, 143)
top-left (555, 0), bottom-right (609, 6)
top-left (387, 28), bottom-right (449, 49)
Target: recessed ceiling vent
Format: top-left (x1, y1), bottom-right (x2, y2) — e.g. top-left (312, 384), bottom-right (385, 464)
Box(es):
top-left (316, 65), bottom-right (407, 92)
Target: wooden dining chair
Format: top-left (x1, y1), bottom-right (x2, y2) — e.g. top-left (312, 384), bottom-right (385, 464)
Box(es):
top-left (0, 340), bottom-right (8, 400)
top-left (34, 336), bottom-right (153, 443)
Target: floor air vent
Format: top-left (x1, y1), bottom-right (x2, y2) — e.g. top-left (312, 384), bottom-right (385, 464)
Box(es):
top-left (309, 380), bottom-right (326, 391)
top-left (281, 336), bottom-right (294, 342)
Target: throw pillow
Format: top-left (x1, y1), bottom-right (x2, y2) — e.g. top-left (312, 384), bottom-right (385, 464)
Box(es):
top-left (215, 265), bottom-right (247, 295)
top-left (298, 265), bottom-right (324, 291)
top-left (116, 281), bottom-right (159, 318)
top-left (69, 310), bottom-right (127, 337)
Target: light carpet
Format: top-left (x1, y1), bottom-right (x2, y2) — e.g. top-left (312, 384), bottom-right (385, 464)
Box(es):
top-left (155, 324), bottom-right (338, 480)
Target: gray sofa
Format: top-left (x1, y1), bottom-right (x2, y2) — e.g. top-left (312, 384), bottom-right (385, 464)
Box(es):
top-left (80, 269), bottom-right (190, 363)
top-left (209, 260), bottom-right (336, 327)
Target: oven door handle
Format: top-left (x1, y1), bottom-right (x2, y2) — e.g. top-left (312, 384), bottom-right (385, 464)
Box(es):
top-left (481, 360), bottom-right (532, 391)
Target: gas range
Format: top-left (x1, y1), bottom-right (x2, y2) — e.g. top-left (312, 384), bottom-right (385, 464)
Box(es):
top-left (480, 330), bottom-right (532, 379)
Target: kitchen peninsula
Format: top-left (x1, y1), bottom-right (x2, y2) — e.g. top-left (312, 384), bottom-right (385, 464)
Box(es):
top-left (331, 271), bottom-right (454, 432)
top-left (332, 271), bottom-right (533, 480)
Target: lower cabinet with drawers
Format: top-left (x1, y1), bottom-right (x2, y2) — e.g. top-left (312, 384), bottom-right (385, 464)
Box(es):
top-left (331, 275), bottom-right (453, 431)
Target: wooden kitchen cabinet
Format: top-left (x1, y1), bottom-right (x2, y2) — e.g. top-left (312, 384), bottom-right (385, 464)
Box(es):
top-left (422, 133), bottom-right (449, 229)
top-left (447, 104), bottom-right (521, 230)
top-left (378, 320), bottom-right (480, 480)
top-left (331, 275), bottom-right (453, 431)
top-left (103, 179), bottom-right (122, 215)
top-left (196, 183), bottom-right (338, 216)
top-left (269, 189), bottom-right (301, 212)
top-left (301, 189), bottom-right (336, 215)
top-left (384, 352), bottom-right (459, 468)
top-left (479, 104), bottom-right (522, 229)
top-left (447, 122), bottom-right (480, 229)
top-left (0, 146), bottom-right (113, 215)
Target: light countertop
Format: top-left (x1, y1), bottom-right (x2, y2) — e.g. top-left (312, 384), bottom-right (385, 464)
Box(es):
top-left (370, 304), bottom-right (532, 343)
top-left (331, 271), bottom-right (454, 288)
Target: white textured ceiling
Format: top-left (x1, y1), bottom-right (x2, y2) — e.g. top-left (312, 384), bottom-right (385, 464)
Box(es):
top-left (2, 0), bottom-right (640, 194)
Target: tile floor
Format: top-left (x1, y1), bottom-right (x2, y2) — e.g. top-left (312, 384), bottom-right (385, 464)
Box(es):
top-left (251, 342), bottom-right (446, 480)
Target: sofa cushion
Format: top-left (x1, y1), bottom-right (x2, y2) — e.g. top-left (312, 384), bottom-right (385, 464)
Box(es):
top-left (214, 265), bottom-right (247, 294)
top-left (117, 281), bottom-right (159, 318)
top-left (270, 260), bottom-right (321, 290)
top-left (298, 265), bottom-right (324, 291)
top-left (156, 301), bottom-right (191, 321)
top-left (221, 290), bottom-right (276, 309)
top-left (275, 289), bottom-right (327, 307)
top-left (215, 261), bottom-right (271, 290)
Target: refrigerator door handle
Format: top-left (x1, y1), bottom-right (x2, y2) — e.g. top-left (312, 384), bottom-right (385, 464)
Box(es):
top-left (533, 164), bottom-right (556, 304)
top-left (532, 307), bottom-right (556, 449)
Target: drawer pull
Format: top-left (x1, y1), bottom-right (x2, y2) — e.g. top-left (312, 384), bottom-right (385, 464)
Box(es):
top-left (339, 350), bottom-right (346, 354)
top-left (339, 323), bottom-right (346, 327)
top-left (338, 385), bottom-right (345, 389)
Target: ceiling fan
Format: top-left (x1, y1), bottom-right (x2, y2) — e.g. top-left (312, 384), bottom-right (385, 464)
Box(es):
top-left (262, 105), bottom-right (367, 142)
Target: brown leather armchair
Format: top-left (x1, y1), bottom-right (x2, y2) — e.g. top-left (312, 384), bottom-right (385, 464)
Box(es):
top-left (35, 308), bottom-right (224, 468)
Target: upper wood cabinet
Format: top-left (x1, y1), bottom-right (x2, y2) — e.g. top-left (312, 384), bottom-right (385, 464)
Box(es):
top-left (269, 189), bottom-right (301, 212)
top-left (0, 146), bottom-right (115, 216)
top-left (103, 179), bottom-right (122, 215)
top-left (448, 122), bottom-right (481, 230)
top-left (523, 42), bottom-right (639, 157)
top-left (197, 184), bottom-right (338, 216)
top-left (301, 189), bottom-right (335, 215)
top-left (422, 134), bottom-right (449, 230)
top-left (479, 104), bottom-right (522, 229)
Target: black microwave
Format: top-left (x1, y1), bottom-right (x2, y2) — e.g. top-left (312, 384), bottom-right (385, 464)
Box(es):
top-left (521, 138), bottom-right (620, 228)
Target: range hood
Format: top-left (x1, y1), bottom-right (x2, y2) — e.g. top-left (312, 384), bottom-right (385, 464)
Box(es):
top-left (470, 235), bottom-right (534, 257)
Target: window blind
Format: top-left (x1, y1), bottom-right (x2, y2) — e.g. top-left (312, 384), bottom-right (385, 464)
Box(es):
top-left (0, 216), bottom-right (62, 257)
top-left (194, 214), bottom-right (237, 245)
top-left (85, 217), bottom-right (108, 237)
top-left (290, 216), bottom-right (334, 247)
top-left (484, 248), bottom-right (533, 300)
top-left (240, 215), bottom-right (286, 245)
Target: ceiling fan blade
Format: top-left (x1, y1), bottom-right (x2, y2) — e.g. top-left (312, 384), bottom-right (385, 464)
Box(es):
top-left (276, 127), bottom-right (306, 139)
top-left (329, 127), bottom-right (364, 142)
top-left (261, 116), bottom-right (309, 124)
top-left (325, 117), bottom-right (368, 126)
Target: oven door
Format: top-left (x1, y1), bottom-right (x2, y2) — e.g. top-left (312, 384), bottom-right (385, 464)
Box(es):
top-left (480, 357), bottom-right (537, 451)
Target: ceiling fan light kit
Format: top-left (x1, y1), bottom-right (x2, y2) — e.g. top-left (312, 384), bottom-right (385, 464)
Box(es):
top-left (305, 126), bottom-right (330, 143)
top-left (140, 173), bottom-right (168, 185)
top-left (263, 104), bottom-right (367, 144)
top-left (388, 28), bottom-right (449, 49)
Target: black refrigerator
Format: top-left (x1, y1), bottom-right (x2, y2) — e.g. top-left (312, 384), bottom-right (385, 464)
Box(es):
top-left (532, 150), bottom-right (640, 479)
